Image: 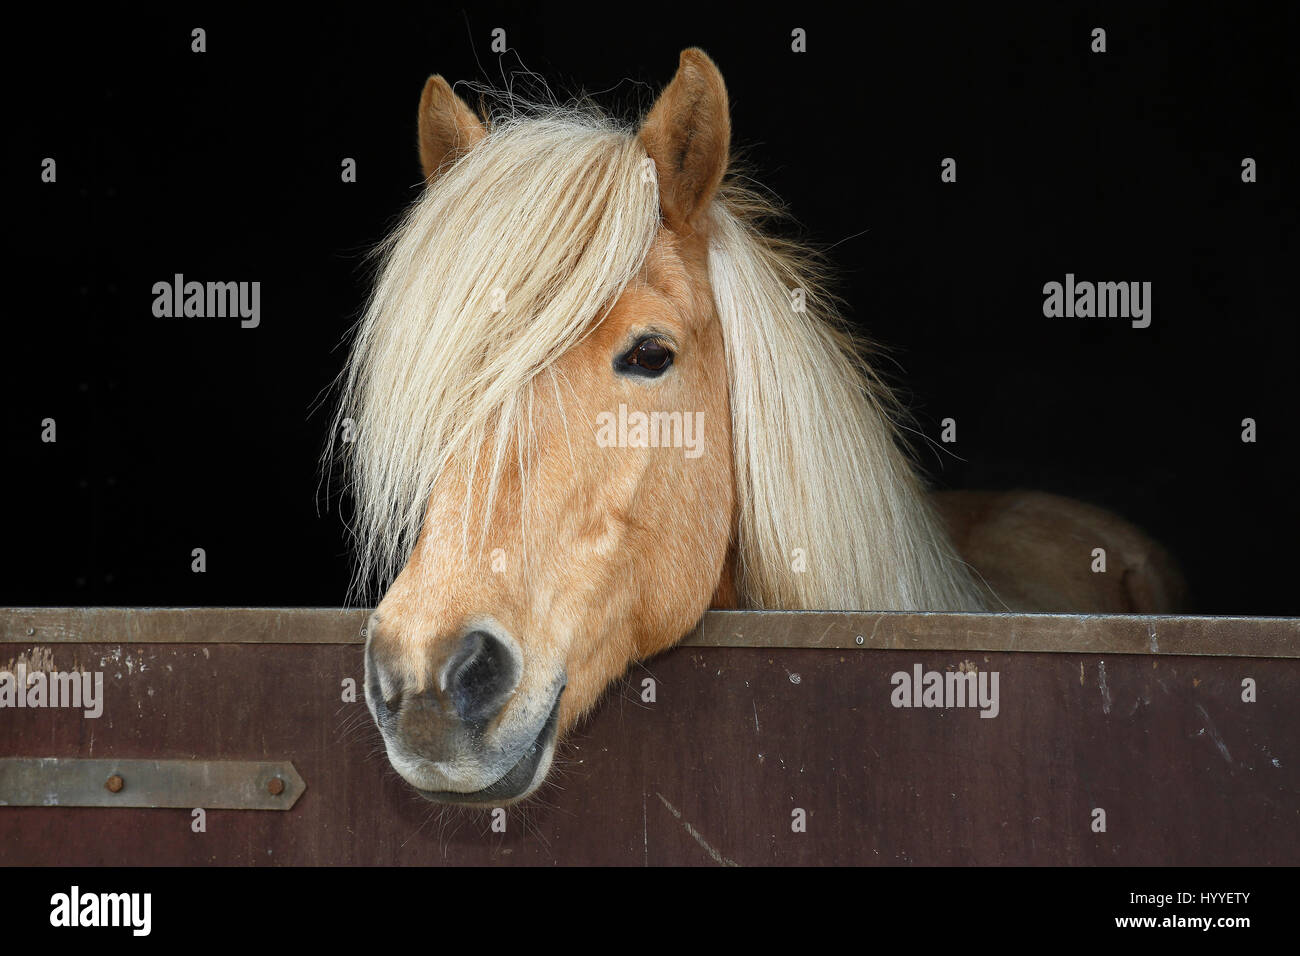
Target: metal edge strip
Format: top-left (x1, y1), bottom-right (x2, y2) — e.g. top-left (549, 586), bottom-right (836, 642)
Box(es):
top-left (0, 607), bottom-right (1297, 658)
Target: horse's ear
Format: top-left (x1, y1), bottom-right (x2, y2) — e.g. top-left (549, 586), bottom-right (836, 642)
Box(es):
top-left (417, 75), bottom-right (487, 184)
top-left (639, 48), bottom-right (731, 232)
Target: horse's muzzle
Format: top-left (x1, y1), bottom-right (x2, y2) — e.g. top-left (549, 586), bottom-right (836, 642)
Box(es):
top-left (415, 690), bottom-right (563, 804)
top-left (364, 623), bottom-right (565, 803)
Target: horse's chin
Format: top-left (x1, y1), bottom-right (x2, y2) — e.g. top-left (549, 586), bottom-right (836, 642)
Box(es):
top-left (413, 691), bottom-right (563, 806)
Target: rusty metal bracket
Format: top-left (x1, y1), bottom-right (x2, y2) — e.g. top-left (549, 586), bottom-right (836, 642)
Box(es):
top-left (0, 758), bottom-right (306, 810)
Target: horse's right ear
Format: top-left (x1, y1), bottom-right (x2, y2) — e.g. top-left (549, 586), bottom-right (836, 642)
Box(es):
top-left (417, 75), bottom-right (487, 184)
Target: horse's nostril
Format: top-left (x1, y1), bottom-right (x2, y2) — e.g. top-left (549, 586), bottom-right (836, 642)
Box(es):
top-left (446, 630), bottom-right (520, 727)
top-left (365, 641), bottom-right (404, 718)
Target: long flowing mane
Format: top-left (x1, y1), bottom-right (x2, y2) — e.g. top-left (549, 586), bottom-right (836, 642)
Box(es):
top-left (330, 100), bottom-right (985, 611)
top-left (708, 188), bottom-right (984, 610)
top-left (329, 107), bottom-right (660, 599)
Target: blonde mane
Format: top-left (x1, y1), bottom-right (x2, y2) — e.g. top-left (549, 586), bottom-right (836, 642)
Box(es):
top-left (331, 103), bottom-right (985, 611)
top-left (707, 188), bottom-right (984, 610)
top-left (330, 108), bottom-right (660, 599)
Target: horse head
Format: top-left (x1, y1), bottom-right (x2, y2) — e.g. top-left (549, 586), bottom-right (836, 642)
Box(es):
top-left (336, 50), bottom-right (983, 805)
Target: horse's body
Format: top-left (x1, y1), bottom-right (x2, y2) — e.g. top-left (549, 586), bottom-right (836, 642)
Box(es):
top-left (335, 50), bottom-right (1184, 805)
top-left (934, 490), bottom-right (1184, 612)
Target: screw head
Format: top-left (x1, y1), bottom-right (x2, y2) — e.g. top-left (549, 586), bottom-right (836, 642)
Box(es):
top-left (855, 635), bottom-right (865, 645)
top-left (105, 774), bottom-right (124, 793)
top-left (267, 777), bottom-right (285, 796)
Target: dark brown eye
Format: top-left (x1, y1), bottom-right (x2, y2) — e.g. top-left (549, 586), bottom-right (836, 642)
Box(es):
top-left (617, 337), bottom-right (674, 377)
top-left (632, 340), bottom-right (672, 370)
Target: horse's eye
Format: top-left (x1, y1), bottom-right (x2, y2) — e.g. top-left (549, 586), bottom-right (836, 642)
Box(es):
top-left (617, 337), bottom-right (674, 377)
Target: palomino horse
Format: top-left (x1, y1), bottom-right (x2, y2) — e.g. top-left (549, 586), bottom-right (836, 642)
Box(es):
top-left (333, 50), bottom-right (1185, 805)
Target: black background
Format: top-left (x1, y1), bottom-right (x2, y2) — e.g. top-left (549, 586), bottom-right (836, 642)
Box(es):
top-left (8, 865), bottom-right (1287, 941)
top-left (6, 4), bottom-right (1296, 613)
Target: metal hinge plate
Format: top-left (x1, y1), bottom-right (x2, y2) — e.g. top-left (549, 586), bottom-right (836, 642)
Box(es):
top-left (0, 758), bottom-right (306, 810)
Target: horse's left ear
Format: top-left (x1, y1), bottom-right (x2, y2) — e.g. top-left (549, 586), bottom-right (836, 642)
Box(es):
top-left (639, 48), bottom-right (731, 233)
top-left (418, 75), bottom-right (487, 184)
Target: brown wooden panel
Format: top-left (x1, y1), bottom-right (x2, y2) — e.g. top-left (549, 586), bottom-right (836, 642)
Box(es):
top-left (1, 639), bottom-right (1295, 864)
